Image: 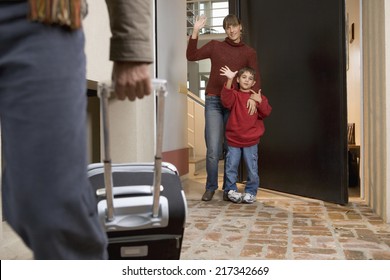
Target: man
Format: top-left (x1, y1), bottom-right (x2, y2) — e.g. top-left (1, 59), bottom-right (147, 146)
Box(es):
top-left (0, 0), bottom-right (153, 259)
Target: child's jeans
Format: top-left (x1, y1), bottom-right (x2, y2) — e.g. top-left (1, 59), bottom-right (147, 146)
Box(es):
top-left (224, 144), bottom-right (259, 195)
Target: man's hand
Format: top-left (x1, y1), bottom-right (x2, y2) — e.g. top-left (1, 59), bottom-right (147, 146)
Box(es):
top-left (112, 61), bottom-right (152, 101)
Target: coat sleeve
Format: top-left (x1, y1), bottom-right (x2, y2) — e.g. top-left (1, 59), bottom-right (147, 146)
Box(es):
top-left (105, 0), bottom-right (153, 63)
top-left (257, 94), bottom-right (272, 119)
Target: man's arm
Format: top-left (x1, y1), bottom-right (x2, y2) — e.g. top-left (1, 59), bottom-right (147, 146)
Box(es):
top-left (105, 0), bottom-right (153, 100)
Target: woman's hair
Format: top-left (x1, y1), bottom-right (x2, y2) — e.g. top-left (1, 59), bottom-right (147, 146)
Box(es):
top-left (223, 14), bottom-right (241, 29)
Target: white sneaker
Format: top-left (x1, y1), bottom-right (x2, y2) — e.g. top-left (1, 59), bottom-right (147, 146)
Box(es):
top-left (242, 193), bottom-right (256, 204)
top-left (227, 190), bottom-right (242, 203)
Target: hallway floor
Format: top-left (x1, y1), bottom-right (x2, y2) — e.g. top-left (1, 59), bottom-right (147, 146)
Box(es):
top-left (1, 163), bottom-right (390, 260)
top-left (180, 164), bottom-right (390, 260)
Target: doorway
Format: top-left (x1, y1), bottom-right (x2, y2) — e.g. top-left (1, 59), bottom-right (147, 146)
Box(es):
top-left (187, 0), bottom-right (364, 204)
top-left (346, 0), bottom-right (362, 199)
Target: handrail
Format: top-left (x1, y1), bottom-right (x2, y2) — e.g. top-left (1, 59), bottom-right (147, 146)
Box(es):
top-left (187, 90), bottom-right (205, 107)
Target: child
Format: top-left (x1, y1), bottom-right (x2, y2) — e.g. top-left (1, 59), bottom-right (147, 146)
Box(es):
top-left (220, 66), bottom-right (272, 203)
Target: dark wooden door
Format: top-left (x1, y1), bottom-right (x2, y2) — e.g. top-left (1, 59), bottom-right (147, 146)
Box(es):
top-left (233, 0), bottom-right (348, 204)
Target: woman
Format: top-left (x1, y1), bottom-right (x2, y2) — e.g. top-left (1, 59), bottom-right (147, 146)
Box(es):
top-left (187, 14), bottom-right (262, 201)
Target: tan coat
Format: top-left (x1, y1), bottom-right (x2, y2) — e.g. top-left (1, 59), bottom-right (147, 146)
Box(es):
top-left (105, 0), bottom-right (153, 63)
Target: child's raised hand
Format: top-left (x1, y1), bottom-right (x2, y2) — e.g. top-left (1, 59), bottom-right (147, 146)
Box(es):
top-left (220, 66), bottom-right (237, 80)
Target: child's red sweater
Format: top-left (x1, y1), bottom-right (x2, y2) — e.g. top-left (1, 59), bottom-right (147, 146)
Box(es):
top-left (187, 36), bottom-right (261, 96)
top-left (221, 85), bottom-right (272, 147)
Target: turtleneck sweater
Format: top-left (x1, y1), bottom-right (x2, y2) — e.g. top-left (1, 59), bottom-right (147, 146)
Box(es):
top-left (187, 36), bottom-right (261, 96)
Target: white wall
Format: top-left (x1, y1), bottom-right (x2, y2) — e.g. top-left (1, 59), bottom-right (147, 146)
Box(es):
top-left (362, 0), bottom-right (389, 222)
top-left (84, 1), bottom-right (188, 164)
top-left (83, 1), bottom-right (111, 82)
top-left (156, 0), bottom-right (188, 153)
top-left (84, 2), bottom-right (155, 163)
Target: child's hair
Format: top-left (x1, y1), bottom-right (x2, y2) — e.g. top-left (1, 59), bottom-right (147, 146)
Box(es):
top-left (223, 14), bottom-right (241, 29)
top-left (238, 66), bottom-right (256, 80)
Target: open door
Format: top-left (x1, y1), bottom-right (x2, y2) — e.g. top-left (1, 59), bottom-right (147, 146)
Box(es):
top-left (233, 0), bottom-right (348, 204)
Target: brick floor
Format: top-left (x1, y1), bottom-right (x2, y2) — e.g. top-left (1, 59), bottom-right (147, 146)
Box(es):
top-left (181, 166), bottom-right (390, 260)
top-left (180, 197), bottom-right (390, 260)
top-left (2, 165), bottom-right (390, 261)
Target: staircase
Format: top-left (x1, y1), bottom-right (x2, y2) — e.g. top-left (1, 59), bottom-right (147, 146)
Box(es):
top-left (188, 147), bottom-right (206, 175)
top-left (187, 91), bottom-right (206, 175)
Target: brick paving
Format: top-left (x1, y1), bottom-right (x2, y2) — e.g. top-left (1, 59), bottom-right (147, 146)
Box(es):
top-left (2, 165), bottom-right (390, 260)
top-left (181, 168), bottom-right (390, 260)
top-left (180, 196), bottom-right (390, 260)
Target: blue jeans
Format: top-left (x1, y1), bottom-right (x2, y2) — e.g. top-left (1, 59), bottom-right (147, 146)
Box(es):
top-left (225, 144), bottom-right (259, 195)
top-left (204, 95), bottom-right (230, 191)
top-left (0, 2), bottom-right (107, 259)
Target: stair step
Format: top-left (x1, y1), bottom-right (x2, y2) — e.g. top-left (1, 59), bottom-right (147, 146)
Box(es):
top-left (188, 156), bottom-right (206, 175)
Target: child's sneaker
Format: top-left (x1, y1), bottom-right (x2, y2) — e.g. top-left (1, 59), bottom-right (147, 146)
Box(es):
top-left (227, 190), bottom-right (242, 203)
top-left (242, 193), bottom-right (256, 204)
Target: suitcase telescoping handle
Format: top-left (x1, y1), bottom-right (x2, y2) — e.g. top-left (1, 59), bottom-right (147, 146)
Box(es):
top-left (97, 79), bottom-right (168, 222)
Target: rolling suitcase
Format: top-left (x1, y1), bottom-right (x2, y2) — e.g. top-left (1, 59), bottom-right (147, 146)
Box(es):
top-left (88, 79), bottom-right (187, 260)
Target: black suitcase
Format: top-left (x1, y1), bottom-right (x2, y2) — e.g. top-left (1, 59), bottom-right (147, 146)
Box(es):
top-left (88, 80), bottom-right (187, 260)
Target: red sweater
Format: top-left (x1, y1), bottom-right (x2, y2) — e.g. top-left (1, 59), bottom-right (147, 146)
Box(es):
top-left (221, 85), bottom-right (272, 147)
top-left (186, 36), bottom-right (261, 96)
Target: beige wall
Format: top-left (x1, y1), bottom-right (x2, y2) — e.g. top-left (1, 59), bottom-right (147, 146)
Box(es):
top-left (83, 2), bottom-right (158, 164)
top-left (362, 0), bottom-right (389, 222)
top-left (84, 1), bottom-right (188, 170)
top-left (385, 0), bottom-right (390, 222)
top-left (155, 0), bottom-right (188, 155)
top-left (346, 0), bottom-right (362, 146)
top-left (83, 1), bottom-right (111, 83)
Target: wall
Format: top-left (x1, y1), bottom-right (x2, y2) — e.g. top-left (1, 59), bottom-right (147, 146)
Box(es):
top-left (156, 0), bottom-right (189, 175)
top-left (362, 0), bottom-right (389, 222)
top-left (83, 2), bottom-right (155, 163)
top-left (386, 0), bottom-right (390, 223)
top-left (346, 0), bottom-right (362, 145)
top-left (83, 1), bottom-right (111, 83)
top-left (83, 1), bottom-right (189, 175)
